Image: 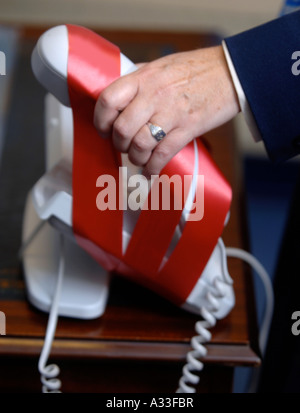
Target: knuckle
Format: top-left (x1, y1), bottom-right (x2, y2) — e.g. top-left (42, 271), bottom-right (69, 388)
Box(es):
top-left (128, 151), bottom-right (146, 166)
top-left (131, 138), bottom-right (150, 153)
top-left (154, 145), bottom-right (169, 161)
top-left (98, 89), bottom-right (113, 109)
top-left (113, 118), bottom-right (130, 140)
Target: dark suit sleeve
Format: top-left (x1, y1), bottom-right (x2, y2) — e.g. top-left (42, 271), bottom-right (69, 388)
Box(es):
top-left (224, 10), bottom-right (300, 162)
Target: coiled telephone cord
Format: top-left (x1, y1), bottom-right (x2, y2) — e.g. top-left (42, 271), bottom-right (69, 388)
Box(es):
top-left (176, 247), bottom-right (274, 393)
top-left (37, 234), bottom-right (65, 393)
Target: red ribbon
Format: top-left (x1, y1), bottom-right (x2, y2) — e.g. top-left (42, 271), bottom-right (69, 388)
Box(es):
top-left (66, 24), bottom-right (232, 306)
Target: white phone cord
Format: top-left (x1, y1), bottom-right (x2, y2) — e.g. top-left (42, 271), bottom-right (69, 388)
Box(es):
top-left (225, 247), bottom-right (274, 356)
top-left (38, 233), bottom-right (65, 393)
top-left (176, 276), bottom-right (226, 393)
top-left (226, 247), bottom-right (274, 393)
top-left (176, 247), bottom-right (274, 393)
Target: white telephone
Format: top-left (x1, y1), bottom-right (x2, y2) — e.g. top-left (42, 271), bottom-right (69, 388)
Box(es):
top-left (21, 25), bottom-right (273, 393)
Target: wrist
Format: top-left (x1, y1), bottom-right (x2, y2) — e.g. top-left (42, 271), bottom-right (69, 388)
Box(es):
top-left (217, 44), bottom-right (241, 115)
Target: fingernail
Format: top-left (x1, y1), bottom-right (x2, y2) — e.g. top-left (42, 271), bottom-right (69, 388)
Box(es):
top-left (95, 127), bottom-right (110, 139)
top-left (100, 131), bottom-right (110, 139)
top-left (142, 168), bottom-right (151, 181)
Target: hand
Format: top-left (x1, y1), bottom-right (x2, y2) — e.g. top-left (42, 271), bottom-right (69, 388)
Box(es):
top-left (94, 45), bottom-right (240, 177)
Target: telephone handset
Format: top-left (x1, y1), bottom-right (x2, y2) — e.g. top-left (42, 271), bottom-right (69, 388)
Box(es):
top-left (21, 25), bottom-right (272, 393)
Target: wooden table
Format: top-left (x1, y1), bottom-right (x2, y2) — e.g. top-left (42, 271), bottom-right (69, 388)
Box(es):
top-left (0, 26), bottom-right (260, 393)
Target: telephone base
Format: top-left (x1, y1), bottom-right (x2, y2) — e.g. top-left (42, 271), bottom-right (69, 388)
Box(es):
top-left (22, 194), bottom-right (111, 319)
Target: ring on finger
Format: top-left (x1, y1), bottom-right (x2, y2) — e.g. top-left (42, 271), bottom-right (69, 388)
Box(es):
top-left (147, 122), bottom-right (166, 142)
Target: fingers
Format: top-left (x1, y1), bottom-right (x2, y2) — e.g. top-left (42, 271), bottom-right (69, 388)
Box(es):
top-left (127, 124), bottom-right (159, 166)
top-left (111, 96), bottom-right (154, 152)
top-left (142, 128), bottom-right (192, 178)
top-left (94, 73), bottom-right (192, 176)
top-left (93, 46), bottom-right (238, 177)
top-left (127, 119), bottom-right (173, 166)
top-left (93, 74), bottom-right (139, 138)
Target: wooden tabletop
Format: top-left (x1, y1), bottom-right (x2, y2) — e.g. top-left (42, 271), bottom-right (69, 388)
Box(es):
top-left (0, 126), bottom-right (259, 365)
top-left (0, 27), bottom-right (260, 387)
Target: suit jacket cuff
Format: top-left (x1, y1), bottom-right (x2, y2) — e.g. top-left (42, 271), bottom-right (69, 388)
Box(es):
top-left (222, 40), bottom-right (262, 143)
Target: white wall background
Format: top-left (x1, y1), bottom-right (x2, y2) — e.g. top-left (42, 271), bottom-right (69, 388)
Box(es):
top-left (0, 0), bottom-right (284, 157)
top-left (0, 0), bottom-right (283, 35)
